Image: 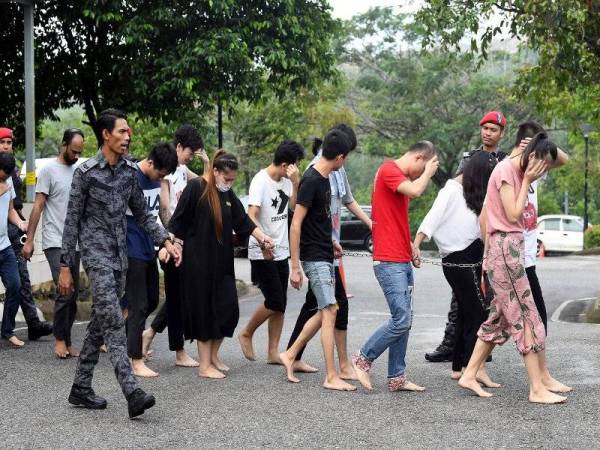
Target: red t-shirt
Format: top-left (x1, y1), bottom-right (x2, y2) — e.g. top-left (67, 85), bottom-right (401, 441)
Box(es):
top-left (372, 160), bottom-right (412, 263)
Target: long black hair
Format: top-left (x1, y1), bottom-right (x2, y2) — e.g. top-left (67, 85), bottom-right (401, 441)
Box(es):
top-left (520, 132), bottom-right (557, 173)
top-left (463, 151), bottom-right (498, 215)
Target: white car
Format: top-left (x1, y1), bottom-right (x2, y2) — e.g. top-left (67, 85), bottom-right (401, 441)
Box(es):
top-left (537, 214), bottom-right (586, 254)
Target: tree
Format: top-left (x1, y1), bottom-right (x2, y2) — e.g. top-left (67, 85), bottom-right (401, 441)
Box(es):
top-left (1, 1), bottom-right (340, 135)
top-left (414, 1), bottom-right (600, 126)
top-left (342, 8), bottom-right (538, 186)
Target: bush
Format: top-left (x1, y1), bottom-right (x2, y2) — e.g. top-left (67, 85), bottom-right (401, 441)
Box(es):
top-left (584, 225), bottom-right (600, 249)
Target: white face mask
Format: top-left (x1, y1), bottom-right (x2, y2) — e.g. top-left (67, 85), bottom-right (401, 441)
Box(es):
top-left (217, 182), bottom-right (231, 193)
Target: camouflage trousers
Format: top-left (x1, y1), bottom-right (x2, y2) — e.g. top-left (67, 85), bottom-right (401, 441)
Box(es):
top-left (73, 267), bottom-right (138, 398)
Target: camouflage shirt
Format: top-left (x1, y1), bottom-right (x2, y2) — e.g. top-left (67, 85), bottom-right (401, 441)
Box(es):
top-left (60, 150), bottom-right (169, 271)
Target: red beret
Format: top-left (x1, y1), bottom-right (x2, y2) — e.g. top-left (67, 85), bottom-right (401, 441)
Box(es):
top-left (0, 128), bottom-right (13, 140)
top-left (479, 111), bottom-right (506, 127)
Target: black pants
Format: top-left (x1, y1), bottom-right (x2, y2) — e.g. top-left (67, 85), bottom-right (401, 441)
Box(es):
top-left (287, 265), bottom-right (348, 361)
top-left (526, 266), bottom-right (548, 334)
top-left (150, 260), bottom-right (185, 351)
top-left (125, 257), bottom-right (159, 359)
top-left (45, 248), bottom-right (80, 345)
top-left (441, 240), bottom-right (486, 372)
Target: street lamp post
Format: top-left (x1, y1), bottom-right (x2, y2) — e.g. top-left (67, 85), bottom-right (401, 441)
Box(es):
top-left (582, 123), bottom-right (592, 231)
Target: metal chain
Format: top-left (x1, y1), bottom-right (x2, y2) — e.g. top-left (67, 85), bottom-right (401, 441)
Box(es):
top-left (245, 244), bottom-right (484, 269)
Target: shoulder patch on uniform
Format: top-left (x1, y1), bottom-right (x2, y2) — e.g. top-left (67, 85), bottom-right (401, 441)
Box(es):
top-left (79, 157), bottom-right (99, 173)
top-left (124, 158), bottom-right (138, 170)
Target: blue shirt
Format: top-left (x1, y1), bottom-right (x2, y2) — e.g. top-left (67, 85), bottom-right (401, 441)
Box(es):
top-left (126, 165), bottom-right (161, 261)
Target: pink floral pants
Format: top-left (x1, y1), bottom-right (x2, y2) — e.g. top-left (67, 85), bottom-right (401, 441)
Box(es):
top-left (478, 232), bottom-right (545, 354)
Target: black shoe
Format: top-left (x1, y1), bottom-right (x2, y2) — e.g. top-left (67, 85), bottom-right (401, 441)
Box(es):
top-left (68, 386), bottom-right (107, 410)
top-left (127, 389), bottom-right (155, 419)
top-left (28, 321), bottom-right (53, 341)
top-left (425, 345), bottom-right (453, 362)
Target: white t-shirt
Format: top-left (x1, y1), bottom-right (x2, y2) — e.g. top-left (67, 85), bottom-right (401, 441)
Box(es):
top-left (523, 179), bottom-right (540, 268)
top-left (247, 169), bottom-right (292, 261)
top-left (417, 179), bottom-right (481, 257)
top-left (0, 177), bottom-right (16, 251)
top-left (36, 160), bottom-right (77, 250)
top-left (166, 164), bottom-right (188, 215)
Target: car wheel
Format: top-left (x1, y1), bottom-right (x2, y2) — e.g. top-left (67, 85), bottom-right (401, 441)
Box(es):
top-left (364, 234), bottom-right (373, 253)
top-left (536, 240), bottom-right (545, 257)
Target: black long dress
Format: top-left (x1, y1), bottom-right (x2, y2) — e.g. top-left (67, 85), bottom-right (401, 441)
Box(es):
top-left (169, 178), bottom-right (255, 342)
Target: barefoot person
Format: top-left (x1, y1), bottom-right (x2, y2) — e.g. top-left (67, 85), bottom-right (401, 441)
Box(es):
top-left (426, 112), bottom-right (508, 363)
top-left (506, 121), bottom-right (571, 393)
top-left (0, 152), bottom-right (29, 347)
top-left (352, 141), bottom-right (439, 393)
top-left (23, 128), bottom-right (85, 358)
top-left (458, 132), bottom-right (568, 404)
top-left (285, 124), bottom-right (371, 379)
top-left (124, 143), bottom-right (178, 378)
top-left (414, 151), bottom-right (498, 386)
top-left (60, 109), bottom-right (181, 418)
top-left (143, 124), bottom-right (208, 368)
top-left (279, 129), bottom-right (356, 392)
top-left (0, 127), bottom-right (53, 343)
top-left (238, 140), bottom-right (305, 363)
top-left (168, 150), bottom-right (274, 379)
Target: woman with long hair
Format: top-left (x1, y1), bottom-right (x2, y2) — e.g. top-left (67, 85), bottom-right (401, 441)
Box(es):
top-left (458, 132), bottom-right (569, 403)
top-left (414, 151), bottom-right (498, 386)
top-left (169, 149), bottom-right (274, 379)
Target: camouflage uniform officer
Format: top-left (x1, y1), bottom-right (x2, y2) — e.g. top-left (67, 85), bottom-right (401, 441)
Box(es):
top-left (59, 109), bottom-right (181, 419)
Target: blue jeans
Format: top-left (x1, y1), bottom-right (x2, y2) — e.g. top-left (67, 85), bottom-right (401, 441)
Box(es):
top-left (360, 262), bottom-right (414, 378)
top-left (0, 246), bottom-right (23, 338)
top-left (301, 261), bottom-right (336, 310)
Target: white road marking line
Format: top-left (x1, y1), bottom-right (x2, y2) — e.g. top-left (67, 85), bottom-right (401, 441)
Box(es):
top-left (551, 297), bottom-right (597, 323)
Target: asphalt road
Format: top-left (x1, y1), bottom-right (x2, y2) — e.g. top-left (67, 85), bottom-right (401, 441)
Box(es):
top-left (1, 254), bottom-right (599, 449)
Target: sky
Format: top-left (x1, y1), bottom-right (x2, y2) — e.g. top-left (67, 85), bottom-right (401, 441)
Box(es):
top-left (328, 0), bottom-right (422, 20)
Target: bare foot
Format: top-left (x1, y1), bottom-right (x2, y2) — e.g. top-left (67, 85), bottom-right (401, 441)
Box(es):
top-left (198, 365), bottom-right (226, 379)
top-left (238, 333), bottom-right (256, 361)
top-left (267, 354), bottom-right (283, 365)
top-left (529, 389), bottom-right (567, 404)
top-left (339, 366), bottom-right (358, 381)
top-left (542, 376), bottom-right (573, 393)
top-left (67, 346), bottom-right (80, 358)
top-left (54, 340), bottom-right (69, 358)
top-left (8, 336), bottom-right (24, 347)
top-left (292, 360), bottom-right (319, 373)
top-left (100, 344), bottom-right (107, 353)
top-left (212, 358), bottom-right (229, 372)
top-left (476, 370), bottom-right (501, 388)
top-left (323, 376), bottom-right (357, 391)
top-left (352, 360), bottom-right (372, 391)
top-left (279, 352), bottom-right (300, 383)
top-left (396, 381), bottom-right (426, 392)
top-left (131, 359), bottom-right (159, 378)
top-left (450, 370), bottom-right (463, 380)
top-left (142, 328), bottom-right (155, 358)
top-left (458, 376), bottom-right (493, 398)
top-left (175, 351), bottom-right (200, 368)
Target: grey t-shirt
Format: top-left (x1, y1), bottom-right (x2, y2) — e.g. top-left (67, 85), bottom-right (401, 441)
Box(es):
top-left (36, 160), bottom-right (77, 250)
top-left (0, 177), bottom-right (16, 251)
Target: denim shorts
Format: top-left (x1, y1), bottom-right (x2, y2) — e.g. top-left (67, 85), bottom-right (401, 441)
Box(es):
top-left (301, 261), bottom-right (336, 310)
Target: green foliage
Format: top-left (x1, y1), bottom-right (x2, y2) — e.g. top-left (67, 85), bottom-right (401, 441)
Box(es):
top-left (1, 1), bottom-right (340, 134)
top-left (585, 226), bottom-right (600, 250)
top-left (414, 1), bottom-right (600, 127)
top-left (342, 8), bottom-right (538, 186)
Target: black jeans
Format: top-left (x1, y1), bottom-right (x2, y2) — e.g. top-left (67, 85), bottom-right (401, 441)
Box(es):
top-left (150, 260), bottom-right (185, 352)
top-left (526, 266), bottom-right (548, 334)
top-left (441, 240), bottom-right (486, 372)
top-left (125, 257), bottom-right (159, 359)
top-left (286, 265), bottom-right (348, 361)
top-left (45, 248), bottom-right (80, 345)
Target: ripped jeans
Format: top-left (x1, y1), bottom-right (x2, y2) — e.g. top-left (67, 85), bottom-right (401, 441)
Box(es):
top-left (359, 262), bottom-right (414, 378)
